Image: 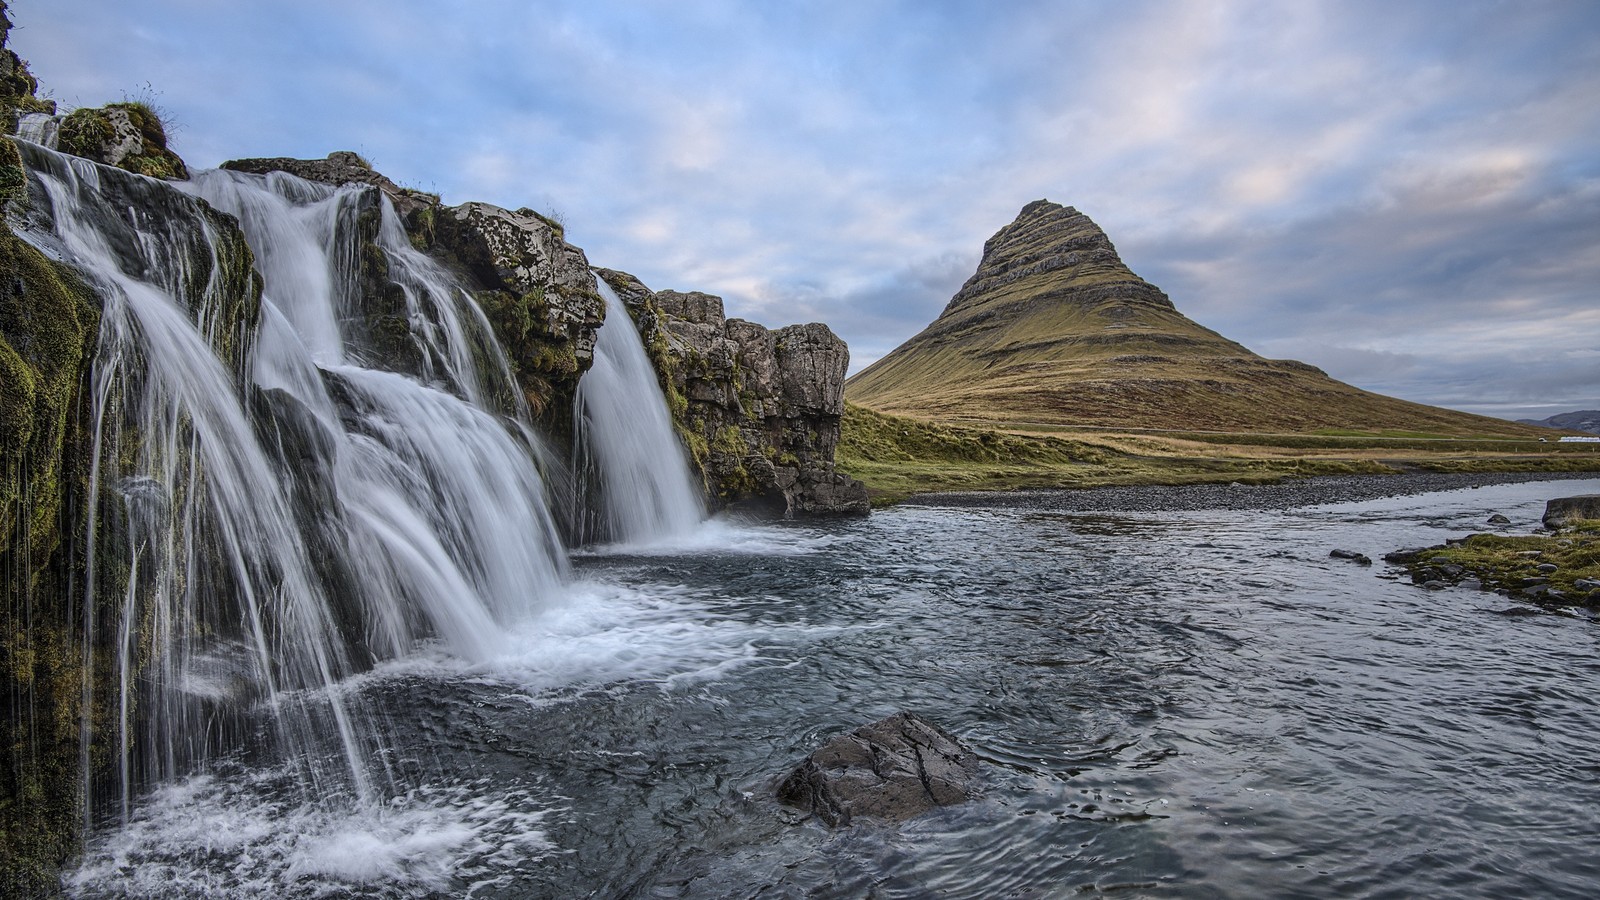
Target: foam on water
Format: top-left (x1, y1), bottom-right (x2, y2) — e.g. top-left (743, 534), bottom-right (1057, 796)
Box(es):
top-left (574, 516), bottom-right (842, 558)
top-left (361, 576), bottom-right (848, 698)
top-left (67, 771), bottom-right (555, 899)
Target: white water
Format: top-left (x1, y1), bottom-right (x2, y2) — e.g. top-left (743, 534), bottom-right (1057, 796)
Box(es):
top-left (16, 110), bottom-right (59, 148)
top-left (574, 277), bottom-right (706, 545)
top-left (13, 144), bottom-right (572, 821)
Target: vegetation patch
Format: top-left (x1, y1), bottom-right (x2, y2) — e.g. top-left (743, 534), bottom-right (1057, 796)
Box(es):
top-left (1392, 521), bottom-right (1600, 607)
top-left (835, 403), bottom-right (1396, 505)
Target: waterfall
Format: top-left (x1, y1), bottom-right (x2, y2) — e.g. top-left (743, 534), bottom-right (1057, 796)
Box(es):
top-left (574, 278), bottom-right (706, 545)
top-left (16, 111), bottom-right (60, 149)
top-left (13, 143), bottom-right (569, 822)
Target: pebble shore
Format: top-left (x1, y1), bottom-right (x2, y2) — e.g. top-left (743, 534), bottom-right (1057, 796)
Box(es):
top-left (906, 471), bottom-right (1600, 513)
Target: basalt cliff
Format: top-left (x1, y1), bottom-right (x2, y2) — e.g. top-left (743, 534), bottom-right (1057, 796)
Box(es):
top-left (848, 200), bottom-right (1545, 437)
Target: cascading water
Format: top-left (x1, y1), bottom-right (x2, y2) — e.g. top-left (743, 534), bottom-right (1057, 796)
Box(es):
top-left (574, 277), bottom-right (706, 545)
top-left (13, 142), bottom-right (571, 826)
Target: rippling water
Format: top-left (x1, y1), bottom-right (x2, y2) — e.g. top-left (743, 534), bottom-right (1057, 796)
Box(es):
top-left (72, 477), bottom-right (1600, 898)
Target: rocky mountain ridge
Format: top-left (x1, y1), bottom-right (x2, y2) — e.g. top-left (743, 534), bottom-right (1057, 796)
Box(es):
top-left (1518, 410), bottom-right (1600, 435)
top-left (848, 200), bottom-right (1550, 437)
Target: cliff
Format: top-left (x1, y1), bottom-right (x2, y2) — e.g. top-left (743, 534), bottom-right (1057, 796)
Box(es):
top-left (848, 200), bottom-right (1549, 437)
top-left (597, 269), bottom-right (868, 517)
top-left (220, 153), bottom-right (865, 515)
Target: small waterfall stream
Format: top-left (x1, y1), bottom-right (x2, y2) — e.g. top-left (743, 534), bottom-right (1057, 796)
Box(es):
top-left (574, 278), bottom-right (706, 545)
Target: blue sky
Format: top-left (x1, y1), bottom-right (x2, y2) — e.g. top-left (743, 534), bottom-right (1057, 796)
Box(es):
top-left (13, 0), bottom-right (1599, 419)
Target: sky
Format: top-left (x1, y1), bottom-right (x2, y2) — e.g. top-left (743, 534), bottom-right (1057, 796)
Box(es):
top-left (11, 0), bottom-right (1599, 420)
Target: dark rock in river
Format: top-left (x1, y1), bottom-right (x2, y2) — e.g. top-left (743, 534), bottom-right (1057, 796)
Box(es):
top-left (1329, 549), bottom-right (1372, 565)
top-left (1542, 495), bottom-right (1600, 529)
top-left (1487, 514), bottom-right (1510, 525)
top-left (778, 712), bottom-right (979, 827)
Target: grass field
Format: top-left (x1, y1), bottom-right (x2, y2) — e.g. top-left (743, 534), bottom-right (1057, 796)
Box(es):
top-left (836, 403), bottom-right (1600, 505)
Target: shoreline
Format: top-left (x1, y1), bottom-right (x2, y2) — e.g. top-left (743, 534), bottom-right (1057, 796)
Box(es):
top-left (902, 470), bottom-right (1600, 513)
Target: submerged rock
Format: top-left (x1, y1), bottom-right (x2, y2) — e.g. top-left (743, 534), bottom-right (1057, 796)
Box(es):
top-left (778, 712), bottom-right (979, 827)
top-left (1329, 549), bottom-right (1372, 565)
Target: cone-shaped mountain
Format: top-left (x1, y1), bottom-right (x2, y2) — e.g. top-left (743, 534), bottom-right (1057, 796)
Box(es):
top-left (847, 201), bottom-right (1536, 435)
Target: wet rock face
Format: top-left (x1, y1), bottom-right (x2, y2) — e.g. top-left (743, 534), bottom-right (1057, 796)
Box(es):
top-left (223, 151), bottom-right (437, 217)
top-left (599, 268), bottom-right (868, 517)
top-left (434, 201), bottom-right (603, 365)
top-left (778, 712), bottom-right (980, 827)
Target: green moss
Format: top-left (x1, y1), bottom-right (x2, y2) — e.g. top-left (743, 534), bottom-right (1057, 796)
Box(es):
top-left (406, 205), bottom-right (436, 250)
top-left (56, 106), bottom-right (114, 160)
top-left (1402, 523), bottom-right (1600, 604)
top-left (0, 228), bottom-right (102, 895)
top-left (0, 137), bottom-right (25, 205)
top-left (55, 103), bottom-right (189, 180)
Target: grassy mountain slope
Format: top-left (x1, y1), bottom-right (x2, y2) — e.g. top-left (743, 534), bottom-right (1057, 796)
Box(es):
top-left (847, 201), bottom-right (1548, 438)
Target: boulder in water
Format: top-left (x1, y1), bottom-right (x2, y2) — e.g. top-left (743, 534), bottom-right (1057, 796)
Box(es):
top-left (1329, 549), bottom-right (1372, 565)
top-left (778, 712), bottom-right (979, 827)
top-left (1543, 495), bottom-right (1600, 529)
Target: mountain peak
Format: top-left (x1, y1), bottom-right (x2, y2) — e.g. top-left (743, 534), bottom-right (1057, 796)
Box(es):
top-left (846, 204), bottom-right (1540, 436)
top-left (946, 201), bottom-right (1166, 316)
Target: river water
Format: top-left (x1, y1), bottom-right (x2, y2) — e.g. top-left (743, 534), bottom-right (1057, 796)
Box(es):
top-left (69, 476), bottom-right (1600, 899)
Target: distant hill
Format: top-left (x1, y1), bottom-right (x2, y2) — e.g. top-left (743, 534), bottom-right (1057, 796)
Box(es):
top-left (847, 201), bottom-right (1546, 437)
top-left (1518, 411), bottom-right (1600, 435)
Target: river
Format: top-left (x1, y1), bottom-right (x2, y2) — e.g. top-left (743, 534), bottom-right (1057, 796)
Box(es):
top-left (69, 476), bottom-right (1600, 898)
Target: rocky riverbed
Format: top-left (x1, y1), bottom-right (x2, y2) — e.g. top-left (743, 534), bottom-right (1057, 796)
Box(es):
top-left (909, 471), bottom-right (1600, 513)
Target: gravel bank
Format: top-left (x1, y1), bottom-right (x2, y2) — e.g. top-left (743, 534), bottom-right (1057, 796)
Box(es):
top-left (905, 472), bottom-right (1600, 513)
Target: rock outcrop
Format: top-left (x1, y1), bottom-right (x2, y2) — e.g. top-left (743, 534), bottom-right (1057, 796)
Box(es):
top-left (222, 151), bottom-right (437, 217)
top-left (598, 269), bottom-right (868, 517)
top-left (1543, 495), bottom-right (1600, 529)
top-left (217, 155), bottom-right (866, 516)
top-left (778, 712), bottom-right (980, 826)
top-left (55, 103), bottom-right (189, 180)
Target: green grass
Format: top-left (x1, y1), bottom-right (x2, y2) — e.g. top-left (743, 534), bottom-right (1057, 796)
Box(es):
top-left (838, 404), bottom-right (1400, 504)
top-left (1400, 521), bottom-right (1600, 604)
top-left (834, 404), bottom-right (1600, 506)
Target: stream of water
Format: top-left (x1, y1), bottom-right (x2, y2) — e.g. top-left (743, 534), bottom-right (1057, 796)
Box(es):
top-left (66, 476), bottom-right (1600, 899)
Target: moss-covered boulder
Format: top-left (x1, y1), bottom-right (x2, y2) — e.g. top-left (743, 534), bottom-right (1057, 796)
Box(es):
top-left (56, 102), bottom-right (188, 180)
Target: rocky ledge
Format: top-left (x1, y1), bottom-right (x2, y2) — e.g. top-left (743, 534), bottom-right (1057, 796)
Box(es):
top-left (599, 268), bottom-right (868, 517)
top-left (211, 154), bottom-right (866, 517)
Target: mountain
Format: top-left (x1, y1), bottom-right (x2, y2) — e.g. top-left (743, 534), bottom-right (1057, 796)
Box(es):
top-left (847, 201), bottom-right (1543, 436)
top-left (1518, 411), bottom-right (1600, 435)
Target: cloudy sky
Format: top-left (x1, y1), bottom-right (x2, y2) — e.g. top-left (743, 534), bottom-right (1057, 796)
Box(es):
top-left (13, 0), bottom-right (1599, 419)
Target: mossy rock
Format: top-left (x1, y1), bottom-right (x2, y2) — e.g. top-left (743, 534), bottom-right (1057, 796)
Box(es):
top-left (0, 228), bottom-right (102, 897)
top-left (0, 136), bottom-right (24, 204)
top-left (56, 103), bottom-right (189, 180)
